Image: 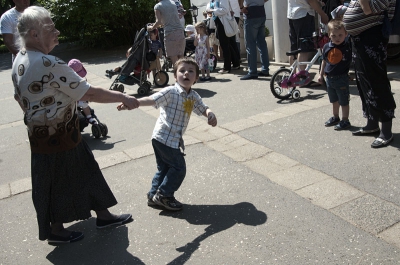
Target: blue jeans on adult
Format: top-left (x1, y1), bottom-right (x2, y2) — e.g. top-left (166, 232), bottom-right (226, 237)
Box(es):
top-left (149, 139), bottom-right (186, 197)
top-left (244, 17), bottom-right (270, 76)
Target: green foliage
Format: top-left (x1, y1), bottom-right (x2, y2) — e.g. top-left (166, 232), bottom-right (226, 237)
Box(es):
top-left (35, 0), bottom-right (155, 48)
top-left (265, 27), bottom-right (269, 37)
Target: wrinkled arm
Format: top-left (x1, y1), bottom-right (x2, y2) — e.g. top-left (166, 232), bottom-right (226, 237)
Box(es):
top-left (149, 9), bottom-right (162, 30)
top-left (80, 85), bottom-right (139, 110)
top-left (3, 33), bottom-right (19, 55)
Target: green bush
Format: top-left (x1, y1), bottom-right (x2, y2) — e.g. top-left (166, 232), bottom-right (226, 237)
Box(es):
top-left (36, 0), bottom-right (155, 48)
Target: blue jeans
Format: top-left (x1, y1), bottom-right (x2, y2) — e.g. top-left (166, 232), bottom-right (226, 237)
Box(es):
top-left (325, 74), bottom-right (350, 106)
top-left (149, 139), bottom-right (186, 197)
top-left (244, 17), bottom-right (270, 76)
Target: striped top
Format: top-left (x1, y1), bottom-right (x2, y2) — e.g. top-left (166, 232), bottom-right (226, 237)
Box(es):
top-left (343, 0), bottom-right (396, 36)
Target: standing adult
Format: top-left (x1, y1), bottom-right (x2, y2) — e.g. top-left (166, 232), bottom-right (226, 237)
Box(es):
top-left (343, 0), bottom-right (397, 148)
top-left (0, 0), bottom-right (30, 62)
top-left (209, 0), bottom-right (241, 73)
top-left (287, 0), bottom-right (329, 71)
top-left (239, 0), bottom-right (270, 80)
top-left (149, 0), bottom-right (185, 65)
top-left (13, 6), bottom-right (139, 244)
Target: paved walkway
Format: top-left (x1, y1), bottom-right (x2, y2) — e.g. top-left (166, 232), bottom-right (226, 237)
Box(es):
top-left (1, 46), bottom-right (400, 264)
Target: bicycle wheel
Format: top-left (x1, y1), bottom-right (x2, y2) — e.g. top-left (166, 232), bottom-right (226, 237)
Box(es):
top-left (154, 71), bottom-right (169, 87)
top-left (270, 68), bottom-right (292, 100)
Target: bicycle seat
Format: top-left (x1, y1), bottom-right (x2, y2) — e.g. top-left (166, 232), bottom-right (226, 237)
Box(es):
top-left (286, 49), bottom-right (301, 56)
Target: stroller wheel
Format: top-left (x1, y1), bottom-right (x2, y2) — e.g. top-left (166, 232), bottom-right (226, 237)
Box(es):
top-left (154, 71), bottom-right (169, 87)
top-left (92, 124), bottom-right (102, 139)
top-left (99, 123), bottom-right (108, 137)
top-left (137, 82), bottom-right (151, 95)
top-left (117, 84), bottom-right (124, 93)
top-left (137, 86), bottom-right (147, 96)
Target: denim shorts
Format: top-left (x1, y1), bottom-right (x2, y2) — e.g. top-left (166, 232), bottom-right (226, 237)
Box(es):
top-left (325, 74), bottom-right (350, 106)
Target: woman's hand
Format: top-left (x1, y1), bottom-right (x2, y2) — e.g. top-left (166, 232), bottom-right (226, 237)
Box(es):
top-left (120, 94), bottom-right (140, 110)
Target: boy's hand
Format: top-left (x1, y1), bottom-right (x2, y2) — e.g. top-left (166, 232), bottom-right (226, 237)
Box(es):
top-left (317, 75), bottom-right (324, 84)
top-left (117, 103), bottom-right (127, 111)
top-left (207, 112), bottom-right (217, 127)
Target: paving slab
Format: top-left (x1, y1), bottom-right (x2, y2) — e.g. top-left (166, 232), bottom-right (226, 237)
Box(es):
top-left (1, 144), bottom-right (400, 264)
top-left (331, 194), bottom-right (400, 235)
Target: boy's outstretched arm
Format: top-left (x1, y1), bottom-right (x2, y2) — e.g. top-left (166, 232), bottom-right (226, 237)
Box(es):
top-left (203, 108), bottom-right (217, 127)
top-left (117, 96), bottom-right (155, 110)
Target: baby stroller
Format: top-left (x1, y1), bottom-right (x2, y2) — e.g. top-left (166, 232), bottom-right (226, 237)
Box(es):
top-left (105, 28), bottom-right (166, 95)
top-left (77, 106), bottom-right (108, 139)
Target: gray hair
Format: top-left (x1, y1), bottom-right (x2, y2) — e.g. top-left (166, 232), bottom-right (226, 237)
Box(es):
top-left (17, 6), bottom-right (52, 48)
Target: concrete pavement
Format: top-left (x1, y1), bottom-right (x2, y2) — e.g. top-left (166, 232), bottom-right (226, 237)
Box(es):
top-left (1, 46), bottom-right (400, 264)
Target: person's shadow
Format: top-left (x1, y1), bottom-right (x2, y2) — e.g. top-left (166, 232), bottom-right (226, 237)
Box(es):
top-left (159, 202), bottom-right (267, 265)
top-left (46, 218), bottom-right (144, 265)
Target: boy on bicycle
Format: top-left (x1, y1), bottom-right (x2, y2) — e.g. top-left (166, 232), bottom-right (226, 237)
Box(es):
top-left (319, 19), bottom-right (352, 130)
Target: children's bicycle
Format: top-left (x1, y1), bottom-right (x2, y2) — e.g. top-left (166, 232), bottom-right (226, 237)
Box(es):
top-left (270, 32), bottom-right (328, 100)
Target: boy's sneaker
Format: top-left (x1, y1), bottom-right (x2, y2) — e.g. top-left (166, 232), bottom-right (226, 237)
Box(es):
top-left (152, 190), bottom-right (183, 211)
top-left (147, 193), bottom-right (157, 207)
top-left (325, 116), bottom-right (340, 127)
top-left (334, 120), bottom-right (351, 130)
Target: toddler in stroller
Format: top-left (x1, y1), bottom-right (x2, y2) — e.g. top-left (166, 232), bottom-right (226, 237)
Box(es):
top-left (68, 59), bottom-right (108, 139)
top-left (105, 27), bottom-right (169, 95)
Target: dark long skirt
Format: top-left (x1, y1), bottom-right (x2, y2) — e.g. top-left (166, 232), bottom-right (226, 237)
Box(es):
top-left (31, 140), bottom-right (118, 241)
top-left (351, 25), bottom-right (396, 122)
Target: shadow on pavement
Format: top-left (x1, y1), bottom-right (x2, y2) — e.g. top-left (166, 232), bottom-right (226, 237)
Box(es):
top-left (192, 88), bottom-right (217, 98)
top-left (46, 218), bottom-right (143, 265)
top-left (159, 202), bottom-right (267, 265)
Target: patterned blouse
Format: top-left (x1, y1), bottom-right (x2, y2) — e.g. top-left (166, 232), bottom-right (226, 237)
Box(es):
top-left (151, 83), bottom-right (208, 150)
top-left (343, 0), bottom-right (396, 36)
top-left (12, 50), bottom-right (90, 154)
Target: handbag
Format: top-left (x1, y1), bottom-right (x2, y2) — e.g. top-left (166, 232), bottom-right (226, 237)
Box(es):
top-left (219, 0), bottom-right (238, 37)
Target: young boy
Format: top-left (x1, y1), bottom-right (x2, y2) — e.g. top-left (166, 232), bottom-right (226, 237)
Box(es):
top-left (318, 19), bottom-right (352, 130)
top-left (118, 58), bottom-right (217, 211)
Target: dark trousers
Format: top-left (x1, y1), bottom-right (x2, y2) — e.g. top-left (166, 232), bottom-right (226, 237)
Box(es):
top-left (352, 25), bottom-right (396, 122)
top-left (215, 17), bottom-right (240, 71)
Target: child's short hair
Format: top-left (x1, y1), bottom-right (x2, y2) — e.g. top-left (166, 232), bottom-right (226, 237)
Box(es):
top-left (173, 57), bottom-right (200, 79)
top-left (194, 21), bottom-right (207, 35)
top-left (149, 28), bottom-right (159, 38)
top-left (327, 19), bottom-right (346, 35)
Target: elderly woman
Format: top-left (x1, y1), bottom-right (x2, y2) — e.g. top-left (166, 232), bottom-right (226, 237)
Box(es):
top-left (148, 0), bottom-right (185, 65)
top-left (12, 6), bottom-right (139, 244)
top-left (343, 0), bottom-right (397, 148)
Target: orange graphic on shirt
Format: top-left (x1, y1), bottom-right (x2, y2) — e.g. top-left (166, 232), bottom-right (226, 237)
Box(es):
top-left (327, 48), bottom-right (343, 65)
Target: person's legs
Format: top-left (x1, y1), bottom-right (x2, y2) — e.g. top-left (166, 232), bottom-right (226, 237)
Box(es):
top-left (215, 17), bottom-right (231, 71)
top-left (151, 139), bottom-right (186, 197)
top-left (332, 102), bottom-right (340, 118)
top-left (292, 14), bottom-right (315, 71)
top-left (255, 17), bottom-right (270, 74)
top-left (149, 139), bottom-right (170, 196)
top-left (244, 18), bottom-right (258, 76)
